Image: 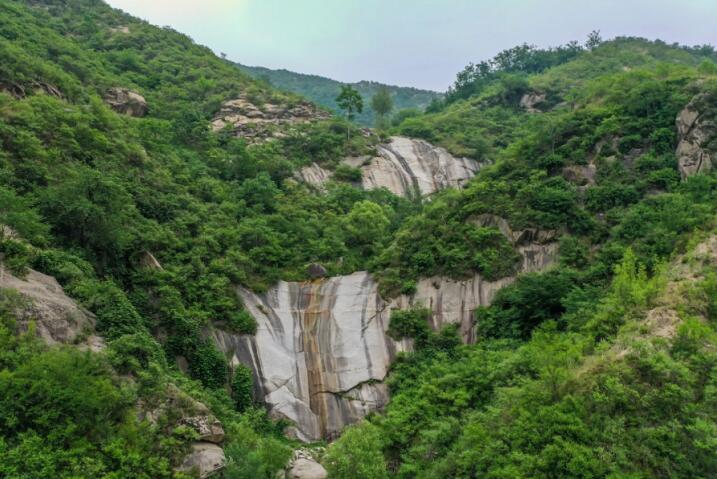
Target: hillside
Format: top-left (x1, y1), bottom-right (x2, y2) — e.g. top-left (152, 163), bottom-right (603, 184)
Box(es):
top-left (1, 1), bottom-right (717, 478)
top-left (236, 63), bottom-right (442, 126)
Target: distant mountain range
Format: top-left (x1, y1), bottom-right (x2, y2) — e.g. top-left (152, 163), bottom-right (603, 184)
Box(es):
top-left (235, 63), bottom-right (442, 126)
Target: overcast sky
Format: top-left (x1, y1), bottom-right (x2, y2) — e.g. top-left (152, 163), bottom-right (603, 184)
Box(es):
top-left (106, 0), bottom-right (717, 91)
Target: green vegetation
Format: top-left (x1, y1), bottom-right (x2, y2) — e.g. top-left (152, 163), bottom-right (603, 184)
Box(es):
top-left (324, 35), bottom-right (717, 479)
top-left (336, 85), bottom-right (364, 139)
top-left (371, 87), bottom-right (393, 129)
top-left (3, 0), bottom-right (717, 477)
top-left (236, 63), bottom-right (440, 126)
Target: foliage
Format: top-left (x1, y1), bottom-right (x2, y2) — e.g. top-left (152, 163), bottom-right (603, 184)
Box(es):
top-left (237, 64), bottom-right (440, 127)
top-left (324, 422), bottom-right (389, 479)
top-left (371, 87), bottom-right (394, 129)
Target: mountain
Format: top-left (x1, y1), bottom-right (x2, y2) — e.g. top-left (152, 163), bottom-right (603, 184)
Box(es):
top-left (2, 0), bottom-right (717, 478)
top-left (236, 63), bottom-right (442, 126)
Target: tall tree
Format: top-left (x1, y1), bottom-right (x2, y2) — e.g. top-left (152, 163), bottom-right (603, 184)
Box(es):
top-left (371, 87), bottom-right (393, 129)
top-left (336, 85), bottom-right (363, 140)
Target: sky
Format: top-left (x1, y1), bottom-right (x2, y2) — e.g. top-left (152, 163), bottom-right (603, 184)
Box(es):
top-left (106, 0), bottom-right (717, 92)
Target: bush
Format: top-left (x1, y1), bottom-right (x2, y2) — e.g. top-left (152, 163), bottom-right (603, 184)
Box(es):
top-left (324, 422), bottom-right (389, 479)
top-left (231, 364), bottom-right (254, 412)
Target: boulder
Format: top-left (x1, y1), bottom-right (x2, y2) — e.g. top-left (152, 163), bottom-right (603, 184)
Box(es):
top-left (104, 87), bottom-right (148, 117)
top-left (307, 263), bottom-right (327, 279)
top-left (177, 442), bottom-right (226, 479)
top-left (675, 93), bottom-right (715, 179)
top-left (181, 415), bottom-right (225, 444)
top-left (520, 92), bottom-right (547, 113)
top-left (287, 458), bottom-right (327, 479)
top-left (0, 264), bottom-right (95, 345)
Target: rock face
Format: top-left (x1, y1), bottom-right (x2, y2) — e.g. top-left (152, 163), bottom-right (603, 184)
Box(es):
top-left (299, 136), bottom-right (483, 197)
top-left (676, 93), bottom-right (715, 179)
top-left (178, 442), bottom-right (226, 479)
top-left (0, 264), bottom-right (96, 345)
top-left (519, 92), bottom-right (547, 113)
top-left (211, 271), bottom-right (405, 442)
top-left (211, 232), bottom-right (557, 441)
top-left (104, 87), bottom-right (148, 117)
top-left (211, 94), bottom-right (330, 142)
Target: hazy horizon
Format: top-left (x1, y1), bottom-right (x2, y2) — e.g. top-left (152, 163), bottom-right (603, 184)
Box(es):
top-left (106, 0), bottom-right (717, 91)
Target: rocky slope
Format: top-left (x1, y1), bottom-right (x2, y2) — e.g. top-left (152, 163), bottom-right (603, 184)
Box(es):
top-left (211, 231), bottom-right (557, 442)
top-left (676, 92), bottom-right (715, 179)
top-left (299, 136), bottom-right (483, 197)
top-left (211, 93), bottom-right (330, 143)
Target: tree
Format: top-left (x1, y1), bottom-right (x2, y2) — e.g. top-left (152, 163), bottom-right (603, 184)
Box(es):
top-left (324, 422), bottom-right (389, 479)
top-left (371, 87), bottom-right (393, 129)
top-left (336, 85), bottom-right (363, 140)
top-left (586, 30), bottom-right (603, 50)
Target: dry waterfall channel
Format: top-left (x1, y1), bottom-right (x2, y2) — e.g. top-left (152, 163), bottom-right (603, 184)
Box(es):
top-left (209, 138), bottom-right (559, 442)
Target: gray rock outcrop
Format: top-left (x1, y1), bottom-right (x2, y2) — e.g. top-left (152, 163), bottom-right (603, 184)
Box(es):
top-left (211, 231), bottom-right (557, 441)
top-left (211, 94), bottom-right (330, 142)
top-left (676, 93), bottom-right (715, 179)
top-left (104, 87), bottom-right (148, 117)
top-left (177, 442), bottom-right (226, 479)
top-left (0, 264), bottom-right (96, 345)
top-left (519, 92), bottom-right (547, 113)
top-left (298, 136), bottom-right (483, 197)
top-left (285, 449), bottom-right (327, 479)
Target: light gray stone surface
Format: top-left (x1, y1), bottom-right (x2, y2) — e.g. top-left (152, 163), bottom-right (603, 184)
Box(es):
top-left (299, 136), bottom-right (483, 197)
top-left (0, 264), bottom-right (96, 345)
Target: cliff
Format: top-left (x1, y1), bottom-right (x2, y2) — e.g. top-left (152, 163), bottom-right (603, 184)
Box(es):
top-left (298, 136), bottom-right (484, 197)
top-left (211, 240), bottom-right (557, 441)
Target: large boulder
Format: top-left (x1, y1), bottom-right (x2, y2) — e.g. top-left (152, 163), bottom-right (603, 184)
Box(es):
top-left (104, 87), bottom-right (148, 117)
top-left (177, 442), bottom-right (226, 479)
top-left (0, 264), bottom-right (96, 345)
top-left (676, 92), bottom-right (715, 179)
top-left (285, 449), bottom-right (327, 479)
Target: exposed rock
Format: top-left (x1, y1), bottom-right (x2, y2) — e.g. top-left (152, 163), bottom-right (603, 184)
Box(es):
top-left (287, 458), bottom-right (327, 479)
top-left (177, 442), bottom-right (226, 479)
top-left (109, 25), bottom-right (130, 34)
top-left (138, 383), bottom-right (225, 443)
top-left (211, 94), bottom-right (330, 142)
top-left (562, 164), bottom-right (597, 186)
top-left (211, 272), bottom-right (404, 442)
top-left (471, 213), bottom-right (558, 246)
top-left (104, 87), bottom-right (148, 117)
top-left (520, 92), bottom-right (547, 113)
top-left (139, 251), bottom-right (163, 270)
top-left (307, 263), bottom-right (327, 279)
top-left (210, 240), bottom-right (557, 441)
top-left (676, 93), bottom-right (715, 179)
top-left (284, 449), bottom-right (327, 479)
top-left (0, 80), bottom-right (62, 100)
top-left (0, 264), bottom-right (96, 345)
top-left (298, 136), bottom-right (483, 197)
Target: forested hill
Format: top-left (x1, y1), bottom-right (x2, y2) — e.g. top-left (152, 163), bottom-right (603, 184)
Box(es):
top-left (2, 0), bottom-right (717, 477)
top-left (236, 63), bottom-right (442, 126)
